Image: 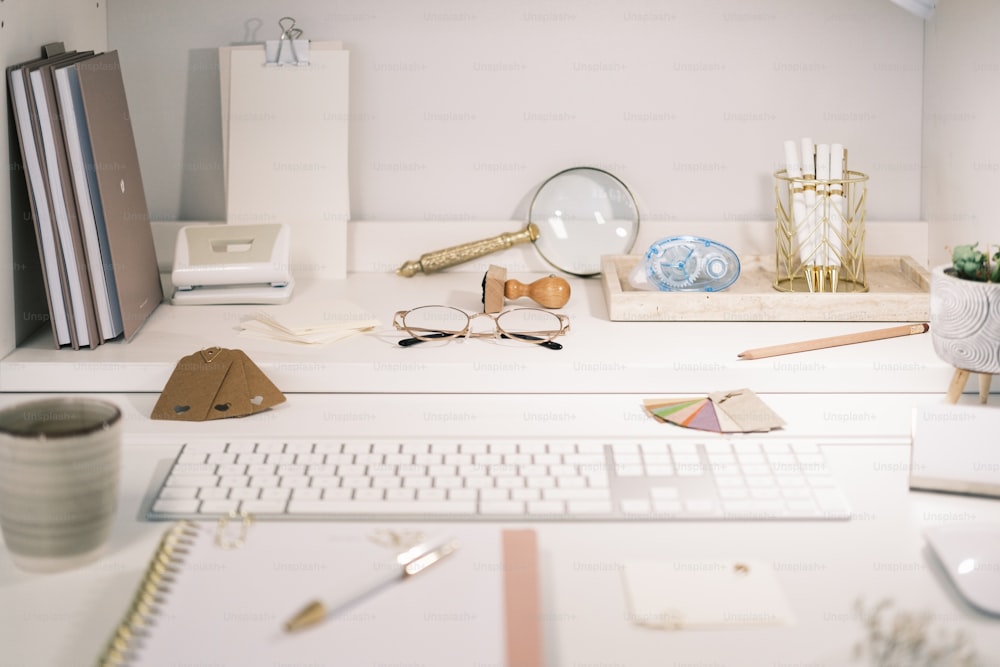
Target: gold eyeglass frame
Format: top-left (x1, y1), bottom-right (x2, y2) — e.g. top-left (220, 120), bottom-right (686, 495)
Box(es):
top-left (393, 305), bottom-right (570, 349)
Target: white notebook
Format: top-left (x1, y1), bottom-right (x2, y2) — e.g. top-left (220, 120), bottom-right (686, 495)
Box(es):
top-left (99, 521), bottom-right (541, 667)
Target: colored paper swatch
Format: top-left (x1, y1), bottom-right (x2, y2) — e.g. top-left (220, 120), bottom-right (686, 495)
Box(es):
top-left (643, 389), bottom-right (784, 434)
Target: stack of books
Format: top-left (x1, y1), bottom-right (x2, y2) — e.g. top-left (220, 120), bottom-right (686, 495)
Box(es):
top-left (7, 43), bottom-right (162, 349)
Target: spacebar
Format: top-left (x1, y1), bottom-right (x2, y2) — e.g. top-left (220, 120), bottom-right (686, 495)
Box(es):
top-left (287, 500), bottom-right (477, 515)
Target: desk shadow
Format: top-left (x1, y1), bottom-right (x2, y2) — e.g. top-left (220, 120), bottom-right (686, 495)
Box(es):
top-left (179, 48), bottom-right (226, 221)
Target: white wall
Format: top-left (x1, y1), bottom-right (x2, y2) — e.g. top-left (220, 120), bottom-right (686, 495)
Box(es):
top-left (17, 1), bottom-right (998, 356)
top-left (105, 0), bottom-right (925, 225)
top-left (923, 0), bottom-right (1000, 268)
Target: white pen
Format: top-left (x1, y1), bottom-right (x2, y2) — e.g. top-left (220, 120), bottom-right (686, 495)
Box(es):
top-left (828, 143), bottom-right (847, 269)
top-left (815, 143), bottom-right (831, 265)
top-left (799, 137), bottom-right (817, 269)
top-left (283, 537), bottom-right (459, 632)
top-left (782, 140), bottom-right (808, 266)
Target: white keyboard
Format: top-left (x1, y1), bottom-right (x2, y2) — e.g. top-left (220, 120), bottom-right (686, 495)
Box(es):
top-left (144, 437), bottom-right (851, 521)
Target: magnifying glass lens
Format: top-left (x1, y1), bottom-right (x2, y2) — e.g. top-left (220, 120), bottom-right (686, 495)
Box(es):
top-left (530, 167), bottom-right (639, 277)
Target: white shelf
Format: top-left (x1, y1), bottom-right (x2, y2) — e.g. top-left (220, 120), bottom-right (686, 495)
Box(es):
top-left (0, 269), bottom-right (955, 395)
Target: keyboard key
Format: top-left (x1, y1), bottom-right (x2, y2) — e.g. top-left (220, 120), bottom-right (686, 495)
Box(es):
top-left (250, 475), bottom-right (279, 488)
top-left (511, 488), bottom-right (541, 501)
top-left (287, 500), bottom-right (476, 515)
top-left (669, 442), bottom-right (697, 455)
top-left (285, 441), bottom-right (317, 454)
top-left (481, 501), bottom-right (525, 515)
top-left (158, 487), bottom-right (196, 499)
top-left (230, 487), bottom-right (260, 500)
top-left (480, 488), bottom-right (510, 501)
top-left (166, 474), bottom-right (219, 488)
top-left (199, 500), bottom-right (239, 515)
top-left (240, 499), bottom-right (289, 514)
top-left (614, 464), bottom-right (645, 477)
top-left (184, 441), bottom-right (227, 454)
top-left (292, 488), bottom-right (322, 501)
top-left (216, 464), bottom-right (247, 476)
top-left (152, 498), bottom-right (200, 514)
top-left (621, 500), bottom-right (652, 515)
top-left (169, 463), bottom-right (216, 476)
top-left (256, 441), bottom-right (286, 454)
top-left (542, 488), bottom-right (610, 502)
top-left (676, 463), bottom-right (707, 476)
top-left (568, 500), bottom-right (613, 514)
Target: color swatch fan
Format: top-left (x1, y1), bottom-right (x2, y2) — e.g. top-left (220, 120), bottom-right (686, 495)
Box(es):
top-left (643, 389), bottom-right (785, 433)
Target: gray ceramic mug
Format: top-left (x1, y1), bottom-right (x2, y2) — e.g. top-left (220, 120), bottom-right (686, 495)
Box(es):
top-left (0, 398), bottom-right (122, 573)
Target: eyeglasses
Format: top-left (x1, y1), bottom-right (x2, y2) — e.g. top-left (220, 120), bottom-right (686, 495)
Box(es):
top-left (393, 306), bottom-right (570, 350)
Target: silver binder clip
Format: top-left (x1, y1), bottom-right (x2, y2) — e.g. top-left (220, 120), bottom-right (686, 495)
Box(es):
top-left (265, 16), bottom-right (310, 66)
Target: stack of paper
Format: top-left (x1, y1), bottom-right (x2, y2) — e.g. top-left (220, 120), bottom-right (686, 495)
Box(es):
top-left (239, 299), bottom-right (378, 345)
top-left (643, 389), bottom-right (785, 433)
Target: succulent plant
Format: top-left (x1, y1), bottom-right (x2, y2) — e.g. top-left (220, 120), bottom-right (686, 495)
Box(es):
top-left (950, 242), bottom-right (999, 282)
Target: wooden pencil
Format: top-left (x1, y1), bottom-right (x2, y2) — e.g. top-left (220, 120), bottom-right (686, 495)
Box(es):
top-left (737, 323), bottom-right (929, 360)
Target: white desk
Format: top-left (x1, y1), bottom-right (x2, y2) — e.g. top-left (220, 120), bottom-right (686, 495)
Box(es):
top-left (0, 268), bottom-right (954, 395)
top-left (1, 271), bottom-right (998, 666)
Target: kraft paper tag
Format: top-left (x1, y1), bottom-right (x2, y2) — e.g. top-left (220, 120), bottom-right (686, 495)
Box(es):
top-left (708, 389), bottom-right (786, 432)
top-left (151, 347), bottom-right (286, 421)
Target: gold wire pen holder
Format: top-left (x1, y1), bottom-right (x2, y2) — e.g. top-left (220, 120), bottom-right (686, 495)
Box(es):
top-left (773, 169), bottom-right (869, 293)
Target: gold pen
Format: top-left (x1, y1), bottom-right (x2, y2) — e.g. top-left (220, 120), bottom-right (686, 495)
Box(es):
top-left (283, 537), bottom-right (460, 633)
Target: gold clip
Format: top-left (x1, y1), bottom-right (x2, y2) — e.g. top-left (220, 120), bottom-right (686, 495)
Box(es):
top-left (215, 511), bottom-right (253, 549)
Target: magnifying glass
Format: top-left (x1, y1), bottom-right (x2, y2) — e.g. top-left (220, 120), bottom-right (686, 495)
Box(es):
top-left (396, 166), bottom-right (640, 278)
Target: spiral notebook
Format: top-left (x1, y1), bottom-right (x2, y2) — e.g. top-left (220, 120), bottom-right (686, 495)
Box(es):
top-left (98, 521), bottom-right (541, 667)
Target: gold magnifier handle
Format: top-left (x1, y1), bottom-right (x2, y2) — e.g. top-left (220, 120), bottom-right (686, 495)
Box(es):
top-left (397, 223), bottom-right (540, 277)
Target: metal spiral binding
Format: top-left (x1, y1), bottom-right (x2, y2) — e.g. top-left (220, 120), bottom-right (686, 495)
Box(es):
top-left (96, 521), bottom-right (200, 666)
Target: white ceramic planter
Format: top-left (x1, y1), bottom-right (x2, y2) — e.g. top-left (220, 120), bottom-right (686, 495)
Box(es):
top-left (929, 264), bottom-right (1000, 374)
